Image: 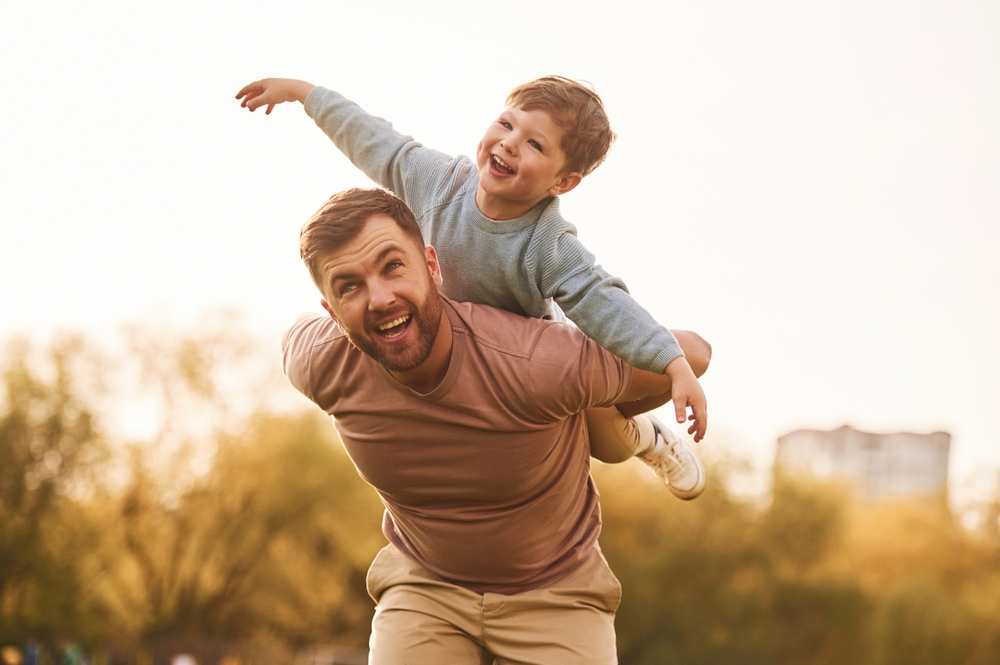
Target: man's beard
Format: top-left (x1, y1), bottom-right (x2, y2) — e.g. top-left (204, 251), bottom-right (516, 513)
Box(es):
top-left (351, 286), bottom-right (444, 373)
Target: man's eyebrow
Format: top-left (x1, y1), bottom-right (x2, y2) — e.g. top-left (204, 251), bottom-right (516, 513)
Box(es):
top-left (327, 244), bottom-right (405, 285)
top-left (373, 244), bottom-right (404, 265)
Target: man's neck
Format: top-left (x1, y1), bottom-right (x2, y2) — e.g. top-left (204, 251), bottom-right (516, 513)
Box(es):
top-left (390, 300), bottom-right (454, 394)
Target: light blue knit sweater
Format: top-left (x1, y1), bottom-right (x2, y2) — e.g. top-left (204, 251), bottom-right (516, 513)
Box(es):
top-left (304, 87), bottom-right (681, 372)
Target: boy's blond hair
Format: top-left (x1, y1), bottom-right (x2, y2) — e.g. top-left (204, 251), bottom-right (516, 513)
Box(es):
top-left (506, 76), bottom-right (615, 177)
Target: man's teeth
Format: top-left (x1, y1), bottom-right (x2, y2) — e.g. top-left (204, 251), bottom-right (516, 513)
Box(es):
top-left (378, 315), bottom-right (410, 331)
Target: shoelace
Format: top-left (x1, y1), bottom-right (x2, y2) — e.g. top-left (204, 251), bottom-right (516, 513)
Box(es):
top-left (660, 436), bottom-right (685, 471)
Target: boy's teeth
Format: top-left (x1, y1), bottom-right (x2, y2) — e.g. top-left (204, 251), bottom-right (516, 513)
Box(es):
top-left (492, 155), bottom-right (514, 173)
top-left (378, 315), bottom-right (410, 331)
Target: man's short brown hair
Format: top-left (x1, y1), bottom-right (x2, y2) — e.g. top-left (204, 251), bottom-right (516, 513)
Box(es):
top-left (506, 75), bottom-right (615, 177)
top-left (300, 188), bottom-right (424, 290)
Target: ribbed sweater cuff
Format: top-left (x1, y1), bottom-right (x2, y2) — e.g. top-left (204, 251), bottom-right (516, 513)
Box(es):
top-left (651, 346), bottom-right (685, 374)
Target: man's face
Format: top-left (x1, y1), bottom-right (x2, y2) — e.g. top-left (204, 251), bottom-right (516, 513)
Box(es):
top-left (475, 105), bottom-right (581, 210)
top-left (319, 215), bottom-right (444, 372)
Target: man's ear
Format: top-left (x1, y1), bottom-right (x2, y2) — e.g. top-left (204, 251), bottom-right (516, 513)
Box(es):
top-left (321, 298), bottom-right (358, 349)
top-left (548, 171), bottom-right (582, 197)
top-left (320, 299), bottom-right (340, 324)
top-left (425, 244), bottom-right (444, 288)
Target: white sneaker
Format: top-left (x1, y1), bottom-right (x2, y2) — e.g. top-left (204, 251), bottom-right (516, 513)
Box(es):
top-left (637, 415), bottom-right (706, 500)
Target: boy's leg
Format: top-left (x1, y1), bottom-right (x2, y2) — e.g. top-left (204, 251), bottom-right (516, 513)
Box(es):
top-left (586, 406), bottom-right (706, 500)
top-left (586, 406), bottom-right (656, 463)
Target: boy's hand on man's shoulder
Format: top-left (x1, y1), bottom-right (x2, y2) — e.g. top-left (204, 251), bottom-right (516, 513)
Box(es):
top-left (235, 78), bottom-right (315, 115)
top-left (664, 357), bottom-right (708, 442)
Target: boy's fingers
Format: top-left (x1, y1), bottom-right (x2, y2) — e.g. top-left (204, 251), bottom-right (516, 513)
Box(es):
top-left (674, 397), bottom-right (686, 424)
top-left (694, 404), bottom-right (708, 441)
top-left (235, 81), bottom-right (262, 99)
top-left (246, 94), bottom-right (268, 111)
top-left (266, 103), bottom-right (275, 115)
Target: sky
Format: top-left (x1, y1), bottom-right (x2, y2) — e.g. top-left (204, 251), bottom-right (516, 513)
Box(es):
top-left (2, 1), bottom-right (997, 499)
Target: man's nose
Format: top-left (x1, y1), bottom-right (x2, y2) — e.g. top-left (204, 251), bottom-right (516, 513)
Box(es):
top-left (368, 279), bottom-right (397, 310)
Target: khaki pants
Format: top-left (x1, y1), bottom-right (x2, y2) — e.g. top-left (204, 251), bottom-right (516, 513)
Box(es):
top-left (366, 543), bottom-right (622, 664)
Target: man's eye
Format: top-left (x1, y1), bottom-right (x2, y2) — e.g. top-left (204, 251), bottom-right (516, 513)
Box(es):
top-left (340, 283), bottom-right (358, 295)
top-left (386, 260), bottom-right (403, 272)
top-left (528, 139), bottom-right (543, 152)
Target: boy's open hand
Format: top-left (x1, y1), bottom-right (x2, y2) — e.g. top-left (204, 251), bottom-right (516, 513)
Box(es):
top-left (235, 78), bottom-right (315, 115)
top-left (665, 357), bottom-right (708, 442)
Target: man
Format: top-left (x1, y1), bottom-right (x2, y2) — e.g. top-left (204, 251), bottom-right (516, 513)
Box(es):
top-left (282, 188), bottom-right (711, 664)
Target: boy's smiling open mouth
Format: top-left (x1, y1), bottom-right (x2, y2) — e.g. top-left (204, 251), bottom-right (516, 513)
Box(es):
top-left (490, 154), bottom-right (516, 176)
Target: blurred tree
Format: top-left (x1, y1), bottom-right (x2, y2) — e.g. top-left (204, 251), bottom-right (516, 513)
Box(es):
top-left (0, 335), bottom-right (107, 646)
top-left (875, 580), bottom-right (977, 665)
top-left (66, 321), bottom-right (385, 661)
top-left (4, 322), bottom-right (1000, 664)
top-left (763, 471), bottom-right (848, 574)
top-left (598, 461), bottom-right (871, 665)
top-left (84, 410), bottom-right (384, 662)
top-left (598, 460), bottom-right (772, 665)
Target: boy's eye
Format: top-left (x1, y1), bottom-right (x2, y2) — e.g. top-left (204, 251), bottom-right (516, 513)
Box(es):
top-left (528, 139), bottom-right (543, 152)
top-left (499, 120), bottom-right (512, 129)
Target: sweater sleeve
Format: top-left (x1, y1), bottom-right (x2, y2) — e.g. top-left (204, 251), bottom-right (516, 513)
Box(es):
top-left (303, 86), bottom-right (454, 217)
top-left (539, 231), bottom-right (683, 373)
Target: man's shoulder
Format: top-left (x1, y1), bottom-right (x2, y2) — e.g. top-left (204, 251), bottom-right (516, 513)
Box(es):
top-left (282, 314), bottom-right (355, 404)
top-left (446, 299), bottom-right (584, 364)
top-left (282, 313), bottom-right (349, 351)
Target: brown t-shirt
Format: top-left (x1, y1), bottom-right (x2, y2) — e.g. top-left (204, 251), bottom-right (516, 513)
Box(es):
top-left (282, 298), bottom-right (632, 594)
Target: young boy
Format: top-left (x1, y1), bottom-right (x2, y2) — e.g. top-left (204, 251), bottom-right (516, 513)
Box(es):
top-left (235, 76), bottom-right (709, 499)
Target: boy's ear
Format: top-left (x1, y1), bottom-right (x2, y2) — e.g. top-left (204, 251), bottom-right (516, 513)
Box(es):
top-left (548, 171), bottom-right (582, 197)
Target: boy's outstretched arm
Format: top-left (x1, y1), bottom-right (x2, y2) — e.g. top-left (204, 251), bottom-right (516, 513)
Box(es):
top-left (236, 78), bottom-right (314, 114)
top-left (234, 77), bottom-right (453, 218)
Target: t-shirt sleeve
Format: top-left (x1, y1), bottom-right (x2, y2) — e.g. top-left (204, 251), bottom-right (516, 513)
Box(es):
top-left (281, 314), bottom-right (338, 405)
top-left (303, 86), bottom-right (455, 219)
top-left (522, 322), bottom-right (634, 422)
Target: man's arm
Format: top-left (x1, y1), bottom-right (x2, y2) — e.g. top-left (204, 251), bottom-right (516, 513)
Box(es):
top-left (236, 78), bottom-right (453, 215)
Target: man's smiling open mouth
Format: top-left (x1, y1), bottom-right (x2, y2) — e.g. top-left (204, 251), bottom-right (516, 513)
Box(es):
top-left (375, 314), bottom-right (412, 339)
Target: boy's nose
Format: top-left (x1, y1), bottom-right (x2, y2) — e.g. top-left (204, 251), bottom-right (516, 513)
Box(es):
top-left (499, 139), bottom-right (516, 155)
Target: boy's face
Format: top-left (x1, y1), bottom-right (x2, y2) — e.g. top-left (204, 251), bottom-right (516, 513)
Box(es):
top-left (475, 106), bottom-right (582, 212)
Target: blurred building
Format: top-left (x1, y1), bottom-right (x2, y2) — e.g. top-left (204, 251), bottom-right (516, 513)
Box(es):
top-left (775, 425), bottom-right (950, 500)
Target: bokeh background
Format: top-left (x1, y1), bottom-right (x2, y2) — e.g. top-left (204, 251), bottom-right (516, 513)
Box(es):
top-left (2, 1), bottom-right (997, 663)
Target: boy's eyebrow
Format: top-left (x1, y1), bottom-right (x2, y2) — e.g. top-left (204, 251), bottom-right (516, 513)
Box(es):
top-left (502, 109), bottom-right (555, 144)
